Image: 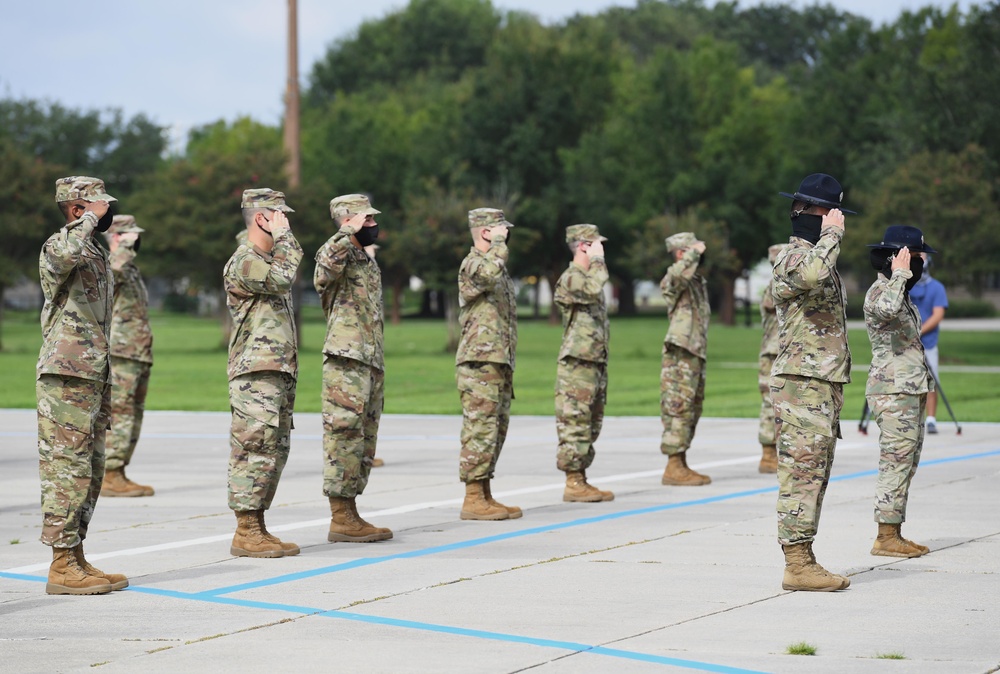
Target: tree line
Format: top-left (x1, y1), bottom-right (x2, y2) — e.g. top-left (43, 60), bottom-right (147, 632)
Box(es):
top-left (3, 0), bottom-right (999, 347)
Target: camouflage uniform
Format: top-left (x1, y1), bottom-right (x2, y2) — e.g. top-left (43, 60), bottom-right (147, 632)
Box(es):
top-left (457, 208), bottom-right (517, 483)
top-left (103, 216), bottom-right (153, 472)
top-left (770, 228), bottom-right (851, 545)
top-left (660, 233), bottom-right (710, 456)
top-left (554, 225), bottom-right (610, 473)
top-left (224, 189), bottom-right (301, 512)
top-left (37, 177), bottom-right (116, 548)
top-left (864, 268), bottom-right (932, 524)
top-left (315, 194), bottom-right (384, 499)
top-left (757, 244), bottom-right (785, 447)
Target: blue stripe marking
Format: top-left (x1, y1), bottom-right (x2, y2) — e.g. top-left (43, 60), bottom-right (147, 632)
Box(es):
top-left (0, 571), bottom-right (45, 583)
top-left (124, 587), bottom-right (768, 674)
top-left (200, 448), bottom-right (1000, 597)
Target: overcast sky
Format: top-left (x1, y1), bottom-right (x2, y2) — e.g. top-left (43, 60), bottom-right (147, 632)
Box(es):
top-left (1, 0), bottom-right (979, 148)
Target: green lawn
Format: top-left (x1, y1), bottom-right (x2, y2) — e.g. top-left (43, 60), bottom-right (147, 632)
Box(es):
top-left (1, 308), bottom-right (998, 421)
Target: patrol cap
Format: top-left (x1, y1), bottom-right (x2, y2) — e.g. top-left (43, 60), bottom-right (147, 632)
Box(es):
top-left (330, 194), bottom-right (380, 220)
top-left (241, 188), bottom-right (294, 212)
top-left (468, 208), bottom-right (513, 230)
top-left (106, 214), bottom-right (145, 235)
top-left (54, 176), bottom-right (117, 203)
top-left (767, 243), bottom-right (787, 264)
top-left (665, 232), bottom-right (702, 252)
top-left (566, 224), bottom-right (607, 244)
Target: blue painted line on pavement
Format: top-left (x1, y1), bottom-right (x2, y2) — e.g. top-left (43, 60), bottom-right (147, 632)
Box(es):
top-left (125, 586), bottom-right (767, 673)
top-left (198, 448), bottom-right (1000, 597)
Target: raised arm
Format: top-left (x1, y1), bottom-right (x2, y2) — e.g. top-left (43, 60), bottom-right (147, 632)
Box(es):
top-left (230, 229), bottom-right (302, 296)
top-left (460, 240), bottom-right (510, 304)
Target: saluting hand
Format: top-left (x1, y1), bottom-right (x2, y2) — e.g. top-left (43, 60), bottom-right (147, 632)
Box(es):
top-left (587, 240), bottom-right (605, 258)
top-left (344, 213), bottom-right (367, 233)
top-left (891, 246), bottom-right (911, 273)
top-left (823, 208), bottom-right (845, 232)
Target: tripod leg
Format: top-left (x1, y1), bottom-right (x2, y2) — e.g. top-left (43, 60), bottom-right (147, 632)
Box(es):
top-left (925, 356), bottom-right (962, 435)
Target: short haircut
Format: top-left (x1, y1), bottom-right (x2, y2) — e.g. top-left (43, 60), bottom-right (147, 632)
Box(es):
top-left (568, 241), bottom-right (582, 255)
top-left (242, 207), bottom-right (266, 228)
top-left (58, 200), bottom-right (83, 221)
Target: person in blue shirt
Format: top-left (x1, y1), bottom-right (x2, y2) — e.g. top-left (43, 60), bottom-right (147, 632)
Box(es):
top-left (908, 253), bottom-right (948, 433)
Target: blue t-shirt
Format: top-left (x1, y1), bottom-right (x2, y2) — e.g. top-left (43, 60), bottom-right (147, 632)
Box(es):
top-left (909, 275), bottom-right (948, 349)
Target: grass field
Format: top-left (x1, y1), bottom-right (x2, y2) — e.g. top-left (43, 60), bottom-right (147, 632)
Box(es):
top-left (1, 308), bottom-right (998, 421)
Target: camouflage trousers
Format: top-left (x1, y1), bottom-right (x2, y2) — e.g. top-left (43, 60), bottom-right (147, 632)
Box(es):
top-left (106, 356), bottom-right (151, 471)
top-left (457, 361), bottom-right (512, 483)
top-left (555, 358), bottom-right (607, 472)
top-left (659, 345), bottom-right (705, 456)
top-left (869, 392), bottom-right (927, 524)
top-left (770, 374), bottom-right (843, 545)
top-left (322, 356), bottom-right (383, 499)
top-left (757, 354), bottom-right (776, 446)
top-left (228, 371), bottom-right (296, 512)
top-left (37, 374), bottom-right (110, 548)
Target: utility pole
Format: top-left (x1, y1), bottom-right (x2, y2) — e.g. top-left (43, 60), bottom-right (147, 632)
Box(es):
top-left (284, 0), bottom-right (301, 189)
top-left (285, 0), bottom-right (303, 344)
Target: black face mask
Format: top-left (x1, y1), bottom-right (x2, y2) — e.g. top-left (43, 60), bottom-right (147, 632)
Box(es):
top-left (906, 256), bottom-right (924, 291)
top-left (870, 249), bottom-right (893, 276)
top-left (96, 205), bottom-right (116, 233)
top-left (791, 213), bottom-right (823, 245)
top-left (132, 235), bottom-right (142, 254)
top-left (355, 225), bottom-right (379, 248)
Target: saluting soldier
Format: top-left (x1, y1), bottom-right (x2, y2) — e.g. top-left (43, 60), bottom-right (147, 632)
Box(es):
top-left (101, 215), bottom-right (155, 497)
top-left (771, 173), bottom-right (853, 592)
top-left (659, 232), bottom-right (712, 486)
top-left (37, 176), bottom-right (127, 595)
top-left (864, 225), bottom-right (935, 558)
top-left (456, 208), bottom-right (521, 521)
top-left (756, 243), bottom-right (786, 474)
top-left (554, 224), bottom-right (614, 503)
top-left (225, 188), bottom-right (302, 558)
top-left (315, 194), bottom-right (392, 542)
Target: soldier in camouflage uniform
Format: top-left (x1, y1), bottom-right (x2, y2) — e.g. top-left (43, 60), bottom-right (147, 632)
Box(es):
top-left (554, 224), bottom-right (614, 503)
top-left (771, 173), bottom-right (853, 591)
top-left (224, 188), bottom-right (302, 558)
top-left (864, 226), bottom-right (935, 558)
top-left (314, 194), bottom-right (392, 542)
top-left (756, 243), bottom-right (786, 474)
top-left (456, 208), bottom-right (521, 520)
top-left (659, 232), bottom-right (712, 486)
top-left (100, 215), bottom-right (155, 497)
top-left (37, 176), bottom-right (127, 595)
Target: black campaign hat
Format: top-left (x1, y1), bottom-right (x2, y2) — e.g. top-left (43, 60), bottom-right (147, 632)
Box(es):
top-left (866, 225), bottom-right (936, 253)
top-left (779, 173), bottom-right (857, 215)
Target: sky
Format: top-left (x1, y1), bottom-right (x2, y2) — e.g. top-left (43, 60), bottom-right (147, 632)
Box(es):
top-left (1, 0), bottom-right (979, 149)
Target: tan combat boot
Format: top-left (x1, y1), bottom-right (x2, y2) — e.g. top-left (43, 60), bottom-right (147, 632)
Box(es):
top-left (74, 543), bottom-right (128, 590)
top-left (871, 523), bottom-right (925, 558)
top-left (758, 445), bottom-right (778, 474)
top-left (781, 542), bottom-right (851, 591)
top-left (483, 479), bottom-right (522, 518)
top-left (231, 510), bottom-right (285, 558)
top-left (582, 470), bottom-right (614, 501)
top-left (328, 497), bottom-right (393, 542)
top-left (372, 457), bottom-right (385, 467)
top-left (661, 453), bottom-right (712, 486)
top-left (563, 472), bottom-right (613, 502)
top-left (257, 510), bottom-right (300, 556)
top-left (101, 468), bottom-right (154, 497)
top-left (460, 481), bottom-right (509, 520)
top-left (46, 547), bottom-right (113, 595)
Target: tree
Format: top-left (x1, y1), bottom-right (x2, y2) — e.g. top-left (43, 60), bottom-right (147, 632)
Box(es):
top-left (0, 139), bottom-right (62, 349)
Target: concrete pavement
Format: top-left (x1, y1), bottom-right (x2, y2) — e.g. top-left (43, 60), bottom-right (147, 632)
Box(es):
top-left (1, 409), bottom-right (998, 674)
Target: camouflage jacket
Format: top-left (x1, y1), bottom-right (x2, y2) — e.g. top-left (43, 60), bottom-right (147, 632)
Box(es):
top-left (108, 246), bottom-right (153, 364)
top-left (771, 230), bottom-right (851, 383)
top-left (759, 278), bottom-right (779, 357)
top-left (456, 240), bottom-right (517, 368)
top-left (660, 248), bottom-right (710, 359)
top-left (224, 229), bottom-right (302, 380)
top-left (314, 226), bottom-right (384, 370)
top-left (555, 258), bottom-right (609, 363)
top-left (36, 212), bottom-right (113, 383)
top-left (864, 270), bottom-right (932, 395)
